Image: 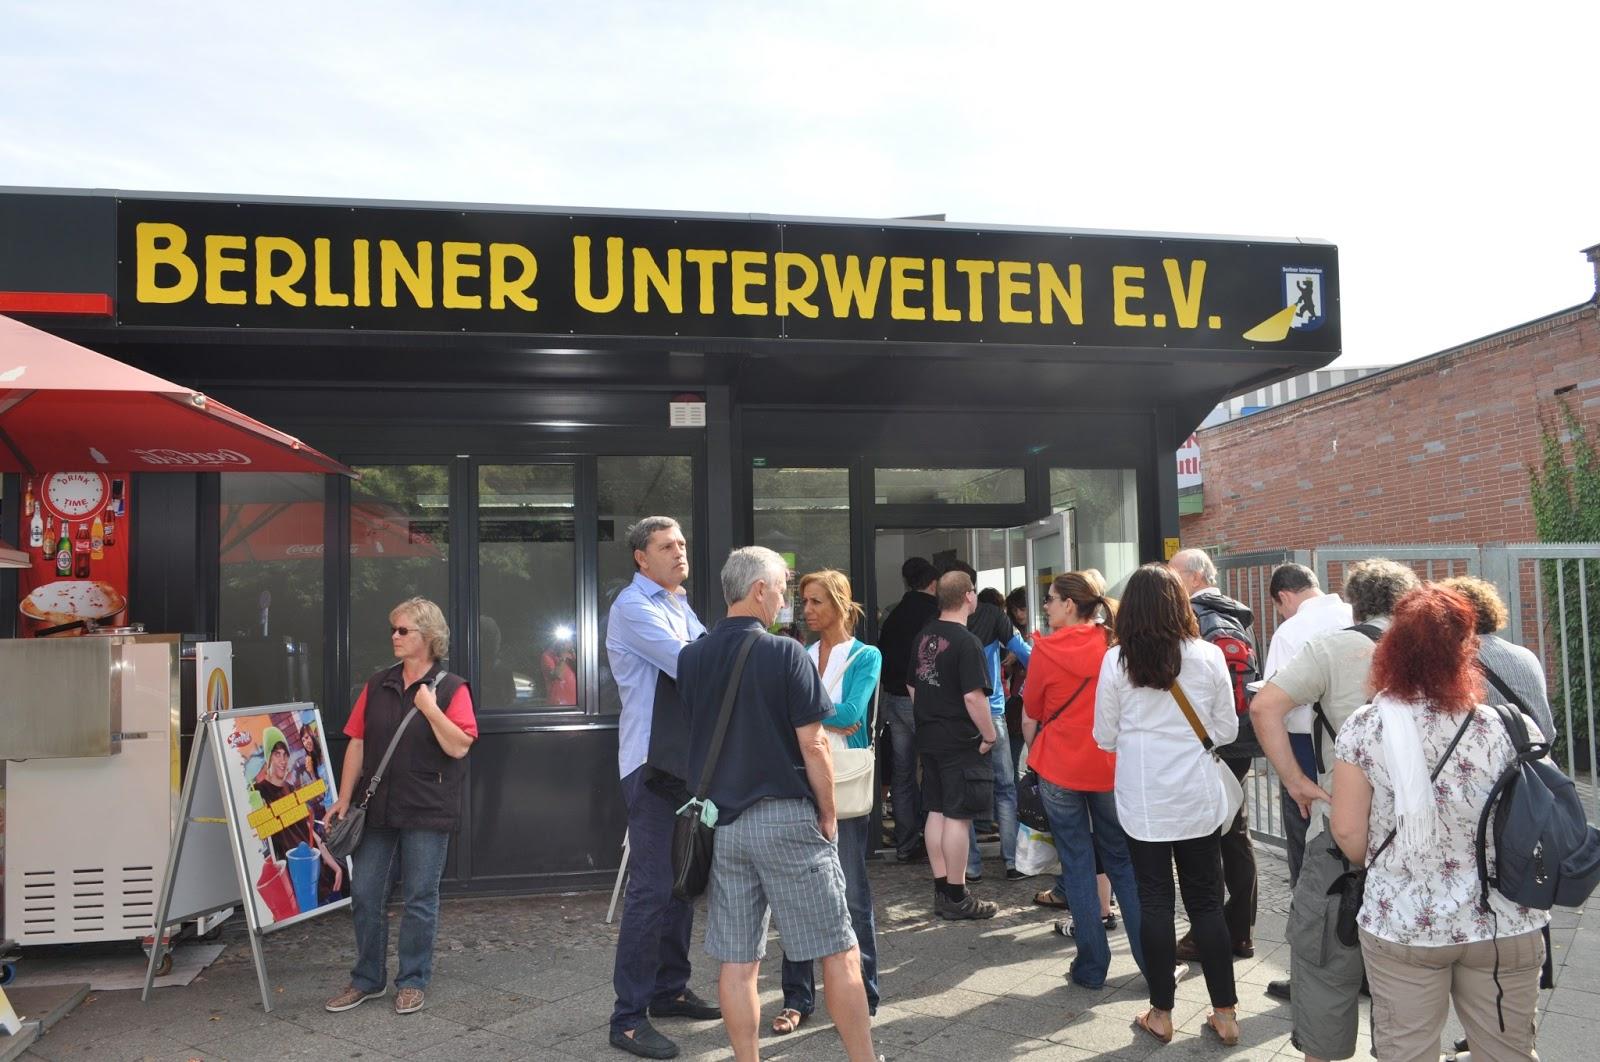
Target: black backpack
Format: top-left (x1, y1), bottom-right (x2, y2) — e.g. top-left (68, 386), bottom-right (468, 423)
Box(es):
top-left (1193, 605), bottom-right (1261, 758)
top-left (1475, 703), bottom-right (1600, 912)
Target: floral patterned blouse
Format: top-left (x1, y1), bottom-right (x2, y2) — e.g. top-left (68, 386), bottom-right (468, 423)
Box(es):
top-left (1334, 701), bottom-right (1550, 946)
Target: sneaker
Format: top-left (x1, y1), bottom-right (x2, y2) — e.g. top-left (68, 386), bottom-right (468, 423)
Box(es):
top-left (937, 891), bottom-right (998, 920)
top-left (324, 985), bottom-right (385, 1012)
top-left (1103, 912), bottom-right (1118, 931)
top-left (394, 987), bottom-right (424, 1014)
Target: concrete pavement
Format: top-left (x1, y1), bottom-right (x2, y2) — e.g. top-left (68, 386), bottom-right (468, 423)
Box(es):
top-left (12, 841), bottom-right (1597, 1060)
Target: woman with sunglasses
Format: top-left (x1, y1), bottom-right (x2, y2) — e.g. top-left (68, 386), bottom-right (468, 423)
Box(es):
top-left (325, 597), bottom-right (478, 1017)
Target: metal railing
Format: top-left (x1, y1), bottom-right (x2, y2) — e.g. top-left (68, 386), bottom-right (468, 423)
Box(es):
top-left (1223, 542), bottom-right (1600, 848)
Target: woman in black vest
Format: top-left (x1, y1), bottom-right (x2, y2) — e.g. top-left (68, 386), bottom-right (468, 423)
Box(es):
top-left (324, 597), bottom-right (478, 1016)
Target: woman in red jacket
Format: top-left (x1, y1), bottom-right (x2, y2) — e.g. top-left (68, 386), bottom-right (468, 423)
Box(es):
top-left (1022, 572), bottom-right (1146, 989)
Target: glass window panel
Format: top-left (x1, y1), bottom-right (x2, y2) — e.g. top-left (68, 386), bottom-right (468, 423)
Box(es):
top-left (754, 466), bottom-right (852, 644)
top-left (597, 456), bottom-right (695, 714)
top-left (1049, 468), bottom-right (1139, 592)
top-left (477, 464), bottom-right (577, 711)
top-left (218, 472), bottom-right (325, 709)
top-left (874, 467), bottom-right (1024, 505)
top-left (350, 465), bottom-right (451, 705)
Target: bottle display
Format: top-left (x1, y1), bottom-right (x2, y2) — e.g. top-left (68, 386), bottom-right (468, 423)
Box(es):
top-left (23, 477), bottom-right (35, 518)
top-left (90, 514), bottom-right (104, 559)
top-left (29, 502), bottom-right (43, 548)
top-left (75, 521), bottom-right (90, 553)
top-left (42, 516), bottom-right (56, 558)
top-left (74, 542), bottom-right (90, 578)
top-left (104, 516), bottom-right (116, 547)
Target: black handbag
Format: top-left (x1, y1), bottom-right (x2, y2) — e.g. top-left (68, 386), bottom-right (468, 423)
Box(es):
top-left (1327, 709), bottom-right (1473, 947)
top-left (1016, 677), bottom-right (1092, 833)
top-left (670, 630), bottom-right (762, 902)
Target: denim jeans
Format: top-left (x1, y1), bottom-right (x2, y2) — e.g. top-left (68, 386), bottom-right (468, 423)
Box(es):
top-left (611, 767), bottom-right (696, 1033)
top-left (349, 825), bottom-right (451, 992)
top-left (779, 814), bottom-right (879, 1014)
top-left (880, 692), bottom-right (923, 855)
top-left (967, 726), bottom-right (1018, 874)
top-left (1038, 779), bottom-right (1145, 987)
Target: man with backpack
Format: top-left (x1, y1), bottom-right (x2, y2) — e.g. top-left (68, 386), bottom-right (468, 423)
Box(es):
top-left (1248, 558), bottom-right (1418, 1062)
top-left (1169, 548), bottom-right (1259, 961)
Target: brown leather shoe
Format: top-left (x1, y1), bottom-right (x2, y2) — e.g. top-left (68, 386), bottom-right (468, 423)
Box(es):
top-left (395, 987), bottom-right (425, 1014)
top-left (1233, 939), bottom-right (1255, 959)
top-left (325, 985), bottom-right (385, 1012)
top-left (1175, 933), bottom-right (1201, 961)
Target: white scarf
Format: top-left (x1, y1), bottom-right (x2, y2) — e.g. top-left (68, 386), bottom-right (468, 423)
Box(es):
top-left (1374, 692), bottom-right (1436, 858)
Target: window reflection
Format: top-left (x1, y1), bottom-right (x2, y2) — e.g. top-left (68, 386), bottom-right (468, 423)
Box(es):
top-left (350, 465), bottom-right (450, 705)
top-left (477, 465), bottom-right (577, 710)
top-left (219, 472), bottom-right (325, 708)
top-left (1049, 468), bottom-right (1139, 592)
top-left (874, 467), bottom-right (1024, 505)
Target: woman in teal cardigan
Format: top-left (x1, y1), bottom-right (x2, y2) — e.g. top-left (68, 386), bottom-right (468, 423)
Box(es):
top-left (773, 569), bottom-right (883, 1035)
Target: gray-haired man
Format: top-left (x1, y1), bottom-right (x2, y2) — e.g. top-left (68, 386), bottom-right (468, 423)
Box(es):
top-left (677, 546), bottom-right (876, 1062)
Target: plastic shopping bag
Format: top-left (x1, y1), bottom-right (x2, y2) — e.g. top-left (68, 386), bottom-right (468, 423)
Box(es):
top-left (1014, 824), bottom-right (1060, 878)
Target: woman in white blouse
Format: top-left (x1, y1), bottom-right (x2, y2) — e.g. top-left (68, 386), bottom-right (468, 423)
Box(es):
top-left (1094, 563), bottom-right (1240, 1046)
top-left (1330, 585), bottom-right (1547, 1061)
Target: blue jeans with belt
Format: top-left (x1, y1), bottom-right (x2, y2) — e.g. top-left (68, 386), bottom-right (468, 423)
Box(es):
top-left (967, 726), bottom-right (1018, 875)
top-left (611, 767), bottom-right (696, 1034)
top-left (1039, 779), bottom-right (1145, 988)
top-left (780, 814), bottom-right (879, 1015)
top-left (349, 825), bottom-right (452, 992)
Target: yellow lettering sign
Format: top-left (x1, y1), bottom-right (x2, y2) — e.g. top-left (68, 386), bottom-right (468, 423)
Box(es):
top-left (685, 249), bottom-right (728, 314)
top-left (380, 240), bottom-right (433, 309)
top-left (930, 259), bottom-right (962, 322)
top-left (573, 235), bottom-right (624, 313)
top-left (1038, 263), bottom-right (1083, 325)
top-left (774, 252), bottom-right (819, 318)
top-left (730, 250), bottom-right (769, 316)
top-left (135, 222), bottom-right (199, 304)
top-left (312, 238), bottom-right (350, 307)
top-left (889, 257), bottom-right (926, 321)
top-left (489, 243), bottom-right (538, 311)
top-left (954, 260), bottom-right (994, 323)
top-left (821, 255), bottom-right (885, 319)
top-left (1163, 258), bottom-right (1206, 328)
top-left (204, 234), bottom-right (248, 306)
top-left (632, 247), bottom-right (683, 314)
top-left (255, 236), bottom-right (307, 307)
top-left (997, 261), bottom-right (1032, 324)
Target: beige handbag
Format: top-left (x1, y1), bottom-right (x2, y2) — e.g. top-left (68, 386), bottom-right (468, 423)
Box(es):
top-left (823, 644), bottom-right (878, 820)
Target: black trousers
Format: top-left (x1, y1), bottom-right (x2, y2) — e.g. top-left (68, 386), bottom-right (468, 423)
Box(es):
top-left (1219, 756), bottom-right (1258, 945)
top-left (1127, 831), bottom-right (1238, 1012)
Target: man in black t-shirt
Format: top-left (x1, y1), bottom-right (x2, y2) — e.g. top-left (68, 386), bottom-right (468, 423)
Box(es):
top-left (875, 556), bottom-right (939, 859)
top-left (911, 570), bottom-right (999, 920)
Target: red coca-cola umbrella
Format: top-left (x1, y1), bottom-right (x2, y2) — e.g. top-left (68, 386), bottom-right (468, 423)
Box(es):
top-left (0, 314), bottom-right (354, 477)
top-left (221, 501), bottom-right (440, 563)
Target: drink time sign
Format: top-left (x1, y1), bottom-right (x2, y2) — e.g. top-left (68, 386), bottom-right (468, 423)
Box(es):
top-left (116, 198), bottom-right (1339, 353)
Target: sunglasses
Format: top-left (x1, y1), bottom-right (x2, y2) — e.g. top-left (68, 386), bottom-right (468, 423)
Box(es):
top-left (390, 625), bottom-right (422, 637)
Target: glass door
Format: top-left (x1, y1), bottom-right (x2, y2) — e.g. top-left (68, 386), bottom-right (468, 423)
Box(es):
top-left (1023, 510), bottom-right (1076, 634)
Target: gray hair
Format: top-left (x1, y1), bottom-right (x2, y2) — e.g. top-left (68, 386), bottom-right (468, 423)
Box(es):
top-left (391, 597), bottom-right (449, 660)
top-left (627, 516), bottom-right (681, 557)
top-left (1170, 548), bottom-right (1217, 587)
top-left (721, 546), bottom-right (787, 605)
top-left (1343, 558), bottom-right (1420, 623)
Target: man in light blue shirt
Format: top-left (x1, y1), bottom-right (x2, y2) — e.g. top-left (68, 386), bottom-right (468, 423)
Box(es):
top-left (606, 516), bottom-right (714, 1059)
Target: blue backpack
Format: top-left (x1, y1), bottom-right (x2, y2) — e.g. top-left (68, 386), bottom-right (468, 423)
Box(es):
top-left (1475, 702), bottom-right (1600, 912)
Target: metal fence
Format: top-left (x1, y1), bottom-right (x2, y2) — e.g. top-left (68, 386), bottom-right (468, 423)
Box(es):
top-left (1220, 543), bottom-right (1600, 848)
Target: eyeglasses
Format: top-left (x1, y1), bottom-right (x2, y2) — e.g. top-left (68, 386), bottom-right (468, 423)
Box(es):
top-left (390, 625), bottom-right (421, 637)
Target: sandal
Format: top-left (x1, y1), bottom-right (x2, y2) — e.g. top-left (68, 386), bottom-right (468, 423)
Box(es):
top-left (1033, 888), bottom-right (1068, 909)
top-left (771, 1008), bottom-right (806, 1035)
top-left (1204, 1008), bottom-right (1240, 1046)
top-left (1133, 1008), bottom-right (1173, 1044)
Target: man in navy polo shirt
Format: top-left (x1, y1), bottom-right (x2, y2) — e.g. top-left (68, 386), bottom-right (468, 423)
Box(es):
top-left (678, 546), bottom-right (877, 1062)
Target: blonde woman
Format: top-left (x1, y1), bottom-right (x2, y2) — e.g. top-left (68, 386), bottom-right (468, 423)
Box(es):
top-left (325, 598), bottom-right (477, 1016)
top-left (773, 570), bottom-right (884, 1035)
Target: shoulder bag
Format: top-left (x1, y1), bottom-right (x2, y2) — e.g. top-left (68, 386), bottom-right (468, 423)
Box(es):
top-left (1171, 681), bottom-right (1245, 833)
top-left (1016, 676), bottom-right (1093, 832)
top-left (670, 630), bottom-right (762, 902)
top-left (1327, 708), bottom-right (1474, 947)
top-left (325, 672), bottom-right (444, 860)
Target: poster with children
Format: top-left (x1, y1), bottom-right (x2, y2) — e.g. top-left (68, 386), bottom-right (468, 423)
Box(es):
top-left (216, 704), bottom-right (351, 931)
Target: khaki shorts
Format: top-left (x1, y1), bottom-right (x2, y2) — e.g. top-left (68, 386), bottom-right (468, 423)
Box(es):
top-left (1288, 840), bottom-right (1366, 1060)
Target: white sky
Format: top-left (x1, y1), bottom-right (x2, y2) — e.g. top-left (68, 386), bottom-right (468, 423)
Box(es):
top-left (4, 1), bottom-right (1597, 369)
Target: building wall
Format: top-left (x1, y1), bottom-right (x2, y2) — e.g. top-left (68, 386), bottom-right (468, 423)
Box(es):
top-left (1180, 302), bottom-right (1600, 553)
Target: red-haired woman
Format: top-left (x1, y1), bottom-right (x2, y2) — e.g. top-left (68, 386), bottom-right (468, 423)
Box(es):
top-left (1023, 572), bottom-right (1144, 989)
top-left (1331, 586), bottom-right (1548, 1061)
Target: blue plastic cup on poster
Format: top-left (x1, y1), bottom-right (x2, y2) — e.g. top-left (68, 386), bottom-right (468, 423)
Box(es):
top-left (287, 842), bottom-right (319, 912)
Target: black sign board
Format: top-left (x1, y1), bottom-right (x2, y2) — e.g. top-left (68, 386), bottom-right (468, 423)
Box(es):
top-left (116, 198), bottom-right (1339, 353)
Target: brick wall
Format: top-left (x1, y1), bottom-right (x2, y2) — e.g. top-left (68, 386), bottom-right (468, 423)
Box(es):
top-left (1181, 302), bottom-right (1600, 554)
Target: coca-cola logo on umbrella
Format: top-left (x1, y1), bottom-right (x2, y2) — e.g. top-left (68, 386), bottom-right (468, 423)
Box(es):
top-left (132, 448), bottom-right (254, 467)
